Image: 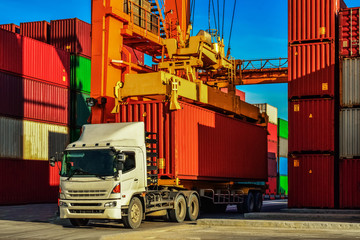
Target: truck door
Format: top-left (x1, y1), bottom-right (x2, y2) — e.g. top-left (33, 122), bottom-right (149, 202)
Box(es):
top-left (120, 150), bottom-right (145, 198)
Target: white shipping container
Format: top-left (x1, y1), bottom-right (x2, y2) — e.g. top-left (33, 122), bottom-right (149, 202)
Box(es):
top-left (0, 116), bottom-right (69, 160)
top-left (340, 108), bottom-right (360, 158)
top-left (254, 103), bottom-right (278, 125)
top-left (279, 137), bottom-right (288, 158)
top-left (342, 58), bottom-right (360, 107)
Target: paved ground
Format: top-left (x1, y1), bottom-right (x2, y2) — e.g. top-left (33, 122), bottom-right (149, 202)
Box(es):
top-left (0, 200), bottom-right (359, 240)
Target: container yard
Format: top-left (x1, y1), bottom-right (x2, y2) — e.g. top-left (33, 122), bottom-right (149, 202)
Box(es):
top-left (0, 0), bottom-right (360, 238)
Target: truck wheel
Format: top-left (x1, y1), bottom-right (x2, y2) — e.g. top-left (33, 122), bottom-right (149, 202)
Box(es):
top-left (123, 197), bottom-right (143, 229)
top-left (243, 192), bottom-right (255, 213)
top-left (169, 194), bottom-right (186, 223)
top-left (186, 194), bottom-right (199, 221)
top-left (254, 192), bottom-right (263, 212)
top-left (69, 218), bottom-right (89, 227)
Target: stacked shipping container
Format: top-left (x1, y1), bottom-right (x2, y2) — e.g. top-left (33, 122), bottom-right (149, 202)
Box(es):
top-left (0, 28), bottom-right (70, 204)
top-left (254, 104), bottom-right (278, 198)
top-left (278, 119), bottom-right (288, 196)
top-left (288, 0), bottom-right (343, 208)
top-left (338, 8), bottom-right (360, 209)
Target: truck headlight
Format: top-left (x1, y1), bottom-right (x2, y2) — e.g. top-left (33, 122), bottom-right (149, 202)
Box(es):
top-left (59, 201), bottom-right (68, 207)
top-left (104, 201), bottom-right (117, 207)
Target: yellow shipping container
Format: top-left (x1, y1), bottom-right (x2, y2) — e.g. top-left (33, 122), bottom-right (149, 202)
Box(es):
top-left (0, 116), bottom-right (69, 160)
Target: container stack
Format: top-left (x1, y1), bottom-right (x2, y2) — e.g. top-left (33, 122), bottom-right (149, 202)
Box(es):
top-left (254, 104), bottom-right (278, 199)
top-left (338, 7), bottom-right (360, 209)
top-left (0, 23), bottom-right (20, 33)
top-left (0, 28), bottom-right (70, 204)
top-left (288, 0), bottom-right (341, 208)
top-left (277, 118), bottom-right (288, 197)
top-left (49, 18), bottom-right (92, 142)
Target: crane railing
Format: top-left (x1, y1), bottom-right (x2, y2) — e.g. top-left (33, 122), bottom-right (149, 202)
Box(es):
top-left (241, 58), bottom-right (288, 71)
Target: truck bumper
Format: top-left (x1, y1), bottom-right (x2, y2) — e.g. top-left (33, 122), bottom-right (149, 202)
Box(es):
top-left (59, 199), bottom-right (122, 219)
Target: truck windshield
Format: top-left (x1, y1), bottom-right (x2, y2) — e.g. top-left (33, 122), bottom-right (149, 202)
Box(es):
top-left (61, 149), bottom-right (116, 178)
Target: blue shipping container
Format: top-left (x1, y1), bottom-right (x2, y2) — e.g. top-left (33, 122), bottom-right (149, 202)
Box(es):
top-left (279, 157), bottom-right (288, 175)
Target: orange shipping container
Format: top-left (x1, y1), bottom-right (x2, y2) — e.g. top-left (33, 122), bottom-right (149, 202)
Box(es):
top-left (116, 101), bottom-right (268, 182)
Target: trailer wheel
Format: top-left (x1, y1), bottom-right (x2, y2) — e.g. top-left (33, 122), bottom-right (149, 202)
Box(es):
top-left (123, 197), bottom-right (143, 229)
top-left (186, 194), bottom-right (199, 221)
top-left (254, 192), bottom-right (263, 212)
top-left (243, 192), bottom-right (255, 213)
top-left (169, 194), bottom-right (186, 223)
top-left (69, 218), bottom-right (89, 227)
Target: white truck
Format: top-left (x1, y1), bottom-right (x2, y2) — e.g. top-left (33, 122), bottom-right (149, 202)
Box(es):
top-left (50, 122), bottom-right (264, 229)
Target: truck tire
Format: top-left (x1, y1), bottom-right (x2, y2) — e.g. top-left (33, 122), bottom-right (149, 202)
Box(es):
top-left (169, 194), bottom-right (186, 223)
top-left (186, 194), bottom-right (199, 221)
top-left (254, 192), bottom-right (263, 212)
top-left (243, 192), bottom-right (255, 213)
top-left (123, 197), bottom-right (143, 229)
top-left (69, 218), bottom-right (89, 227)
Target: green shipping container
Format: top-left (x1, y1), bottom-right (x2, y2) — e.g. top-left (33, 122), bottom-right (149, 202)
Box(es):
top-left (70, 91), bottom-right (91, 128)
top-left (278, 175), bottom-right (288, 195)
top-left (70, 55), bottom-right (91, 93)
top-left (70, 127), bottom-right (82, 142)
top-left (278, 118), bottom-right (288, 139)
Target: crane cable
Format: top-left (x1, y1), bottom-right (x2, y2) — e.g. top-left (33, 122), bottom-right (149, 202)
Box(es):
top-left (211, 0), bottom-right (218, 34)
top-left (221, 0), bottom-right (225, 39)
top-left (208, 0), bottom-right (211, 31)
top-left (227, 0), bottom-right (237, 57)
top-left (217, 0), bottom-right (220, 37)
top-left (174, 0), bottom-right (180, 25)
top-left (190, 0), bottom-right (196, 36)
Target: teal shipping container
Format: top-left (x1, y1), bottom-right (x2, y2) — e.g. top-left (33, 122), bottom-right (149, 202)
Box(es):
top-left (70, 91), bottom-right (91, 128)
top-left (70, 55), bottom-right (91, 93)
top-left (278, 118), bottom-right (288, 139)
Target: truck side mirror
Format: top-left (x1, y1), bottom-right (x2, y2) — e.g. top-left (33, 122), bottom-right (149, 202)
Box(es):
top-left (49, 156), bottom-right (56, 167)
top-left (115, 161), bottom-right (124, 171)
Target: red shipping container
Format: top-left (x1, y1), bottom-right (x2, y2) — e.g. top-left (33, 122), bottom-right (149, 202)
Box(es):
top-left (124, 46), bottom-right (145, 65)
top-left (268, 141), bottom-right (278, 155)
top-left (288, 154), bottom-right (334, 208)
top-left (50, 18), bottom-right (91, 58)
top-left (340, 159), bottom-right (360, 208)
top-left (339, 8), bottom-right (360, 57)
top-left (20, 21), bottom-right (50, 43)
top-left (0, 71), bottom-right (69, 125)
top-left (266, 177), bottom-right (277, 195)
top-left (288, 0), bottom-right (339, 42)
top-left (0, 159), bottom-right (59, 205)
top-left (268, 152), bottom-right (277, 177)
top-left (0, 23), bottom-right (20, 33)
top-left (289, 99), bottom-right (334, 153)
top-left (220, 88), bottom-right (246, 101)
top-left (116, 101), bottom-right (268, 181)
top-left (288, 42), bottom-right (335, 98)
top-left (268, 123), bottom-right (278, 143)
top-left (0, 28), bottom-right (70, 87)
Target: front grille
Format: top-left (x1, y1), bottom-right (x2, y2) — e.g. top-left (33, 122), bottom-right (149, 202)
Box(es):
top-left (70, 203), bottom-right (102, 207)
top-left (69, 209), bottom-right (105, 214)
top-left (68, 190), bottom-right (107, 197)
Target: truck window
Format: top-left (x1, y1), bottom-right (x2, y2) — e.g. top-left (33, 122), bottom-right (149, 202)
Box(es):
top-left (123, 152), bottom-right (136, 173)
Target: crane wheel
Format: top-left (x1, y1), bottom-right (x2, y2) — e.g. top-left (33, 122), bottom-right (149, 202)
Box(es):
top-left (169, 194), bottom-right (186, 223)
top-left (123, 197), bottom-right (143, 229)
top-left (186, 194), bottom-right (200, 221)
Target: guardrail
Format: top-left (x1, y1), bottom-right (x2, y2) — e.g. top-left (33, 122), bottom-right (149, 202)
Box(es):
top-left (242, 58), bottom-right (288, 70)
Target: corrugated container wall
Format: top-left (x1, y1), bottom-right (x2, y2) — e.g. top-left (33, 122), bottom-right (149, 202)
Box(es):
top-left (278, 175), bottom-right (288, 195)
top-left (268, 153), bottom-right (277, 177)
top-left (289, 99), bottom-right (335, 153)
top-left (0, 116), bottom-right (69, 160)
top-left (254, 104), bottom-right (278, 125)
top-left (220, 88), bottom-right (246, 102)
top-left (70, 91), bottom-right (91, 128)
top-left (0, 159), bottom-right (59, 204)
top-left (268, 123), bottom-right (278, 144)
top-left (117, 101), bottom-right (268, 181)
top-left (339, 159), bottom-right (360, 208)
top-left (278, 118), bottom-right (288, 139)
top-left (266, 177), bottom-right (277, 195)
top-left (70, 55), bottom-right (91, 93)
top-left (279, 137), bottom-right (288, 157)
top-left (341, 58), bottom-right (360, 107)
top-left (124, 46), bottom-right (145, 66)
top-left (288, 154), bottom-right (334, 208)
top-left (0, 71), bottom-right (69, 125)
top-left (288, 0), bottom-right (338, 42)
top-left (279, 157), bottom-right (288, 175)
top-left (20, 21), bottom-right (50, 43)
top-left (50, 18), bottom-right (91, 58)
top-left (0, 24), bottom-right (20, 33)
top-left (288, 42), bottom-right (335, 98)
top-left (0, 28), bottom-right (70, 87)
top-left (339, 8), bottom-right (360, 57)
top-left (340, 108), bottom-right (360, 158)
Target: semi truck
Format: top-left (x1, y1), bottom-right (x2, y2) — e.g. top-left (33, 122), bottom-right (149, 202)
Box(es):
top-left (50, 104), bottom-right (268, 229)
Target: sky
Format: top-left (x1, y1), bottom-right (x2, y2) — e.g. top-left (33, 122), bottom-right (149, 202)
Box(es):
top-left (1, 0), bottom-right (359, 120)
